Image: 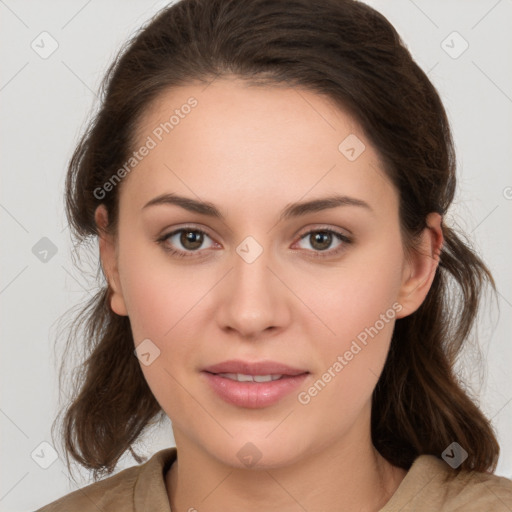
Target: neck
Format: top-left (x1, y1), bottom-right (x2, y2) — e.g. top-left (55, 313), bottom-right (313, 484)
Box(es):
top-left (166, 426), bottom-right (407, 512)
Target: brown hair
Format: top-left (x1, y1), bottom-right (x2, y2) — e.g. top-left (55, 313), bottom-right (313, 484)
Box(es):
top-left (54, 0), bottom-right (500, 482)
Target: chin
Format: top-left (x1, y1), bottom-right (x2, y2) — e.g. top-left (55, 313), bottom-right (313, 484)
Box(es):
top-left (203, 433), bottom-right (310, 471)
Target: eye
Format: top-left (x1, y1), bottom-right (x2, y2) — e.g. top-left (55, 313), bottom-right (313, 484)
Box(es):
top-left (294, 228), bottom-right (352, 258)
top-left (157, 227), bottom-right (217, 258)
top-left (157, 225), bottom-right (352, 259)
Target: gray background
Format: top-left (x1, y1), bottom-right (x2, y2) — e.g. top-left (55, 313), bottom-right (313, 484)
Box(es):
top-left (1, 0), bottom-right (511, 510)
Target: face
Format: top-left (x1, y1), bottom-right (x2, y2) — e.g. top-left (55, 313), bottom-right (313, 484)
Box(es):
top-left (96, 77), bottom-right (440, 469)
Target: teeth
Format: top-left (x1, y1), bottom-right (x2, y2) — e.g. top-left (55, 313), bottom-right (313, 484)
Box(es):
top-left (253, 375), bottom-right (273, 383)
top-left (217, 373), bottom-right (283, 382)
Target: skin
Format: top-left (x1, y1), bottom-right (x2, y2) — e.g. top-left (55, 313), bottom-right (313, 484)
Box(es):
top-left (95, 77), bottom-right (443, 512)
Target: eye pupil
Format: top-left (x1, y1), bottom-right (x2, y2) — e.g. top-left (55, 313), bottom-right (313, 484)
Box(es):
top-left (181, 230), bottom-right (203, 250)
top-left (311, 232), bottom-right (332, 251)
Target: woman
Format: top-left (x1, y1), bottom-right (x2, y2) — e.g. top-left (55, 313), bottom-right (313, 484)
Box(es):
top-left (37, 0), bottom-right (512, 510)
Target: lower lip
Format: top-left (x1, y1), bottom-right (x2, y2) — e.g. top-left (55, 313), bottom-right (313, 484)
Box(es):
top-left (202, 372), bottom-right (309, 409)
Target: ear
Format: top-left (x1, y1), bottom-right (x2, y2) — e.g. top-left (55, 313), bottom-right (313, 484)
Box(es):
top-left (395, 212), bottom-right (443, 319)
top-left (95, 205), bottom-right (128, 316)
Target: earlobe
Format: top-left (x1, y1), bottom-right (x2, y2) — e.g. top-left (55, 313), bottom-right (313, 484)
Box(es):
top-left (395, 212), bottom-right (444, 319)
top-left (94, 205), bottom-right (128, 317)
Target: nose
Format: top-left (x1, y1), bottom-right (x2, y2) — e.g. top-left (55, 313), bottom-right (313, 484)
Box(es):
top-left (215, 240), bottom-right (291, 340)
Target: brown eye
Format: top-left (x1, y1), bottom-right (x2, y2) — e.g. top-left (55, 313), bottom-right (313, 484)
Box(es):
top-left (158, 227), bottom-right (216, 257)
top-left (179, 230), bottom-right (204, 250)
top-left (309, 231), bottom-right (333, 251)
top-left (295, 228), bottom-right (352, 258)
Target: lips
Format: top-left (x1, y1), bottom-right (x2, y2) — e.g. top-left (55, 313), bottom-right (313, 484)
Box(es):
top-left (201, 359), bottom-right (309, 408)
top-left (202, 359), bottom-right (308, 376)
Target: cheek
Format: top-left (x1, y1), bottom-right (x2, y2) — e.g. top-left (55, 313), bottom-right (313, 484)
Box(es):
top-left (117, 244), bottom-right (210, 415)
top-left (292, 238), bottom-right (404, 409)
top-left (297, 236), bottom-right (404, 347)
top-left (117, 239), bottom-right (211, 342)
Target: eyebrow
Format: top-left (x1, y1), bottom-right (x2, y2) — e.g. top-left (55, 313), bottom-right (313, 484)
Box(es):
top-left (142, 192), bottom-right (373, 221)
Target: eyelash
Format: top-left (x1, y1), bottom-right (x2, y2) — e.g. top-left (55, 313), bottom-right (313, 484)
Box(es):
top-left (156, 226), bottom-right (353, 259)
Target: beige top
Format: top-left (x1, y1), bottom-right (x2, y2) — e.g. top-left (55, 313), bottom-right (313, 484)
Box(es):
top-left (36, 447), bottom-right (512, 511)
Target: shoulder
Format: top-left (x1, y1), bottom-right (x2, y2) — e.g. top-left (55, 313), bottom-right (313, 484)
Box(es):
top-left (382, 455), bottom-right (512, 511)
top-left (35, 448), bottom-right (177, 512)
top-left (440, 461), bottom-right (512, 511)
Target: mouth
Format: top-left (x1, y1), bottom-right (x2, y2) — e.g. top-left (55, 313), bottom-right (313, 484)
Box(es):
top-left (202, 359), bottom-right (308, 376)
top-left (201, 359), bottom-right (309, 408)
top-left (211, 373), bottom-right (288, 382)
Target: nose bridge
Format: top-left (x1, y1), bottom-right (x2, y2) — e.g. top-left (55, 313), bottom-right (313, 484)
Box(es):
top-left (216, 234), bottom-right (289, 336)
top-left (232, 234), bottom-right (275, 304)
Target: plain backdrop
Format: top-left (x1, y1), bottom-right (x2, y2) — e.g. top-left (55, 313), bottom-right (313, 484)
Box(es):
top-left (1, 1), bottom-right (511, 510)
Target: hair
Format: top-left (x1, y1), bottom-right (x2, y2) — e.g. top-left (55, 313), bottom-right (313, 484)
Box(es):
top-left (53, 0), bottom-right (500, 482)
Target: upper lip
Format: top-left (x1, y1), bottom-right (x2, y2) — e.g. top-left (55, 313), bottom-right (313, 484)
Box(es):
top-left (203, 359), bottom-right (308, 376)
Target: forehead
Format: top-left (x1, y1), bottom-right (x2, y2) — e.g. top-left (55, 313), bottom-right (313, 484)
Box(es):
top-left (121, 78), bottom-right (397, 216)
